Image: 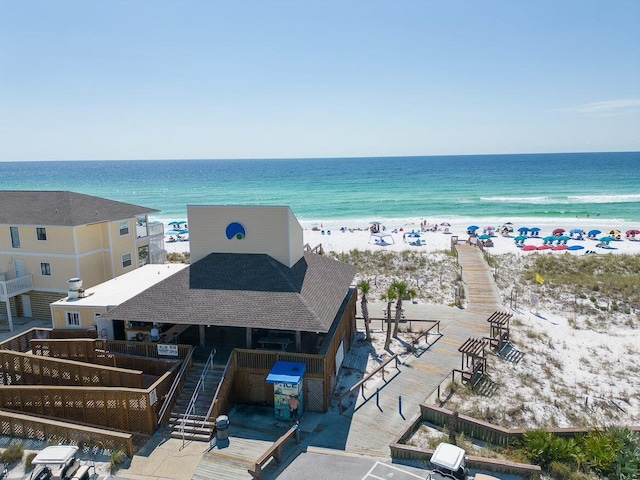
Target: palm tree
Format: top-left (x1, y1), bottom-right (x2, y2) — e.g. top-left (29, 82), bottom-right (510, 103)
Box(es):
top-left (381, 287), bottom-right (396, 350)
top-left (357, 280), bottom-right (372, 342)
top-left (392, 281), bottom-right (417, 338)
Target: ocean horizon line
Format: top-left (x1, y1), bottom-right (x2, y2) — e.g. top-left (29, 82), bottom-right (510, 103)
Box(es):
top-left (1, 149), bottom-right (639, 163)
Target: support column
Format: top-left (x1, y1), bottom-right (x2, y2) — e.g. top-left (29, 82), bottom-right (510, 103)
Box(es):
top-left (295, 330), bottom-right (301, 352)
top-left (5, 300), bottom-right (13, 332)
top-left (199, 325), bottom-right (206, 347)
top-left (246, 327), bottom-right (252, 349)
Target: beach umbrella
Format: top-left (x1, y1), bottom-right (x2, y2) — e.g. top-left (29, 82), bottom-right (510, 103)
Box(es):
top-left (517, 227), bottom-right (529, 234)
top-left (479, 234), bottom-right (491, 240)
top-left (514, 235), bottom-right (527, 242)
top-left (485, 226), bottom-right (495, 231)
top-left (467, 225), bottom-right (479, 231)
top-left (168, 221), bottom-right (185, 226)
top-left (552, 245), bottom-right (568, 251)
top-left (607, 229), bottom-right (621, 235)
top-left (558, 236), bottom-right (571, 242)
top-left (522, 245), bottom-right (538, 251)
top-left (588, 229), bottom-right (601, 236)
top-left (552, 228), bottom-right (565, 236)
top-left (537, 245), bottom-right (552, 250)
top-left (505, 221), bottom-right (514, 225)
top-left (570, 228), bottom-right (583, 235)
top-left (599, 236), bottom-right (614, 243)
top-left (543, 235), bottom-right (556, 243)
top-left (626, 229), bottom-right (639, 235)
top-left (568, 245), bottom-right (585, 251)
top-left (440, 222), bottom-right (451, 227)
top-left (529, 227), bottom-right (541, 232)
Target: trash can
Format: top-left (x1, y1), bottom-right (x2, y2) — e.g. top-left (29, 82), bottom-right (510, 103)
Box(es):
top-left (216, 415), bottom-right (229, 441)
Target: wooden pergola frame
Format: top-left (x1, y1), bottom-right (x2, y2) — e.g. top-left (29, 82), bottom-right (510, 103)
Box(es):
top-left (485, 310), bottom-right (512, 352)
top-left (456, 337), bottom-right (487, 386)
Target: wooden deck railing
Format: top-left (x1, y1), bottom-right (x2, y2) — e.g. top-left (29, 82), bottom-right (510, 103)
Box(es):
top-left (0, 409), bottom-right (136, 457)
top-left (248, 425), bottom-right (300, 480)
top-left (334, 353), bottom-right (401, 414)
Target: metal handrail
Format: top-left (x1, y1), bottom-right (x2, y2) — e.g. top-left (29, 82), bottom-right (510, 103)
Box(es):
top-left (157, 346), bottom-right (194, 426)
top-left (180, 348), bottom-right (215, 447)
top-left (204, 350), bottom-right (233, 428)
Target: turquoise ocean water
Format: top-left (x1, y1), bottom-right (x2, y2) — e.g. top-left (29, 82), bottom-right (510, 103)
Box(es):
top-left (1, 152), bottom-right (639, 224)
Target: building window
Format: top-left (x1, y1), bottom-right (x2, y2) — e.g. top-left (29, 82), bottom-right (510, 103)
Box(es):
top-left (36, 227), bottom-right (47, 241)
top-left (66, 311), bottom-right (81, 327)
top-left (10, 227), bottom-right (20, 248)
top-left (119, 221), bottom-right (130, 236)
top-left (122, 253), bottom-right (132, 268)
top-left (40, 262), bottom-right (51, 276)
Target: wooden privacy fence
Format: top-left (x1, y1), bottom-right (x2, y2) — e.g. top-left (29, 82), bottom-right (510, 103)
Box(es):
top-left (0, 328), bottom-right (51, 353)
top-left (420, 404), bottom-right (640, 446)
top-left (0, 409), bottom-right (135, 456)
top-left (105, 340), bottom-right (192, 359)
top-left (31, 338), bottom-right (104, 363)
top-left (30, 338), bottom-right (183, 376)
top-left (0, 351), bottom-right (144, 388)
top-left (0, 364), bottom-right (179, 435)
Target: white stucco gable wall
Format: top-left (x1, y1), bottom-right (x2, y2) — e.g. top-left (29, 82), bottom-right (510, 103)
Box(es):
top-left (187, 205), bottom-right (304, 267)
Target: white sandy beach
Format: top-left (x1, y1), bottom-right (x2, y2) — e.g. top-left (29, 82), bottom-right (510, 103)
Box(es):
top-left (163, 218), bottom-right (640, 257)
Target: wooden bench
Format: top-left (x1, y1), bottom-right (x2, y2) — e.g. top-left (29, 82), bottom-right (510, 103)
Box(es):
top-left (248, 426), bottom-right (298, 480)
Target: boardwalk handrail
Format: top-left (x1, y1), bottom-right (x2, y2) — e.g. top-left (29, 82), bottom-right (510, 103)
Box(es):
top-left (409, 320), bottom-right (440, 347)
top-left (334, 353), bottom-right (401, 414)
top-left (206, 350), bottom-right (234, 427)
top-left (303, 243), bottom-right (324, 255)
top-left (248, 425), bottom-right (300, 480)
top-left (157, 346), bottom-right (194, 426)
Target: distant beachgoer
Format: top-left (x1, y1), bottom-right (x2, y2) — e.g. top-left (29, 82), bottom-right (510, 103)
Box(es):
top-left (403, 233), bottom-right (406, 242)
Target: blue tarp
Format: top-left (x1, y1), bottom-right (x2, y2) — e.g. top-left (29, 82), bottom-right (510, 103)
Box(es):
top-left (266, 361), bottom-right (307, 384)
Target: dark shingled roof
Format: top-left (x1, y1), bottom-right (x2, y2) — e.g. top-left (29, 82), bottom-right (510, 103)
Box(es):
top-left (103, 252), bottom-right (357, 333)
top-left (0, 191), bottom-right (158, 226)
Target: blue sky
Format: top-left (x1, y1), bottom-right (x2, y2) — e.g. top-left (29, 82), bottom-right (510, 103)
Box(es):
top-left (1, 1), bottom-right (639, 161)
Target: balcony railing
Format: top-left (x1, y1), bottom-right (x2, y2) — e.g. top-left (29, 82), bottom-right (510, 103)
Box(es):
top-left (0, 275), bottom-right (33, 301)
top-left (136, 221), bottom-right (164, 239)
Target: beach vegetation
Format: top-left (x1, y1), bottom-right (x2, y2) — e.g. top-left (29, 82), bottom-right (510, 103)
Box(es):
top-left (516, 428), bottom-right (640, 478)
top-left (25, 451), bottom-right (37, 471)
top-left (166, 251), bottom-right (190, 263)
top-left (381, 287), bottom-right (396, 350)
top-left (109, 449), bottom-right (127, 474)
top-left (357, 280), bottom-right (372, 341)
top-left (0, 444), bottom-right (24, 465)
top-left (390, 281), bottom-right (416, 338)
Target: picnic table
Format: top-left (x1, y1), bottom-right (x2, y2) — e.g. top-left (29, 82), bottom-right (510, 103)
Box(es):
top-left (258, 336), bottom-right (291, 350)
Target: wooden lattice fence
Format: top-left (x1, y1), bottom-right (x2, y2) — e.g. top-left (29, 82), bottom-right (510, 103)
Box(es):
top-left (0, 409), bottom-right (135, 456)
top-left (0, 351), bottom-right (144, 388)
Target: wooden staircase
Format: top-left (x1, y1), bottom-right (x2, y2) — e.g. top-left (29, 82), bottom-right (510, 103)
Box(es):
top-left (167, 358), bottom-right (225, 442)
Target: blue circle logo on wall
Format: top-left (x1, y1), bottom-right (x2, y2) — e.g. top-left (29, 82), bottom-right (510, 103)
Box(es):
top-left (226, 222), bottom-right (246, 240)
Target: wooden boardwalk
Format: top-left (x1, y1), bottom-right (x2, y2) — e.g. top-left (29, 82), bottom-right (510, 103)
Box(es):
top-left (455, 244), bottom-right (503, 314)
top-left (190, 244), bottom-right (506, 477)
